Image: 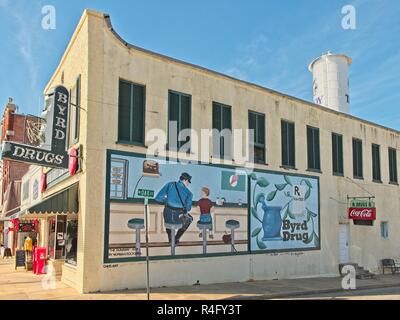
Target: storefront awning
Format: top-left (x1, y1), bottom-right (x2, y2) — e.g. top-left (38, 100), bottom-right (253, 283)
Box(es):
top-left (24, 183), bottom-right (79, 217)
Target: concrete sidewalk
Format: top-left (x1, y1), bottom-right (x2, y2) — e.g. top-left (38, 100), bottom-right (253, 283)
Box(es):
top-left (1, 259), bottom-right (400, 300)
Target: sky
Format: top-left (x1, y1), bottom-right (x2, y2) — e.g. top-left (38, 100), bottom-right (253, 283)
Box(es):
top-left (0, 0), bottom-right (399, 129)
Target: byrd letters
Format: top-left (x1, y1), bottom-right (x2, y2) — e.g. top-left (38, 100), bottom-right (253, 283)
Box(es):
top-left (1, 85), bottom-right (70, 169)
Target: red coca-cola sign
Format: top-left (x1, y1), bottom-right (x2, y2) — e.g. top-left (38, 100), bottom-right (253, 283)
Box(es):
top-left (348, 207), bottom-right (376, 220)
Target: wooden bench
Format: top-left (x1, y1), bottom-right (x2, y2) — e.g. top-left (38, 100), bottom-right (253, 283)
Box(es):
top-left (381, 259), bottom-right (400, 274)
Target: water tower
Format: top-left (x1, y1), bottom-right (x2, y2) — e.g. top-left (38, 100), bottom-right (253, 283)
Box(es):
top-left (308, 51), bottom-right (352, 113)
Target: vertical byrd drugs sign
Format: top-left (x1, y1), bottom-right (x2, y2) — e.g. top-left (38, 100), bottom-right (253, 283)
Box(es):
top-left (1, 85), bottom-right (70, 169)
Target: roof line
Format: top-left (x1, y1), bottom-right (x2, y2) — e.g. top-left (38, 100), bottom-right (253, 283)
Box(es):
top-left (102, 12), bottom-right (398, 135)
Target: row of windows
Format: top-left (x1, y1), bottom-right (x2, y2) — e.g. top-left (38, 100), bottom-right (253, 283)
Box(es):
top-left (117, 79), bottom-right (398, 184)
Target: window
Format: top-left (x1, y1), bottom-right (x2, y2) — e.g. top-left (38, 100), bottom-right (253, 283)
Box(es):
top-left (69, 75), bottom-right (81, 146)
top-left (22, 180), bottom-right (30, 200)
top-left (332, 133), bottom-right (344, 176)
top-left (352, 138), bottom-right (363, 179)
top-left (212, 102), bottom-right (232, 158)
top-left (168, 90), bottom-right (191, 150)
top-left (281, 120), bottom-right (295, 168)
top-left (389, 147), bottom-right (398, 183)
top-left (307, 126), bottom-right (320, 171)
top-left (65, 219), bottom-right (78, 266)
top-left (381, 221), bottom-right (389, 239)
top-left (371, 144), bottom-right (381, 182)
top-left (118, 80), bottom-right (145, 144)
top-left (248, 111), bottom-right (265, 163)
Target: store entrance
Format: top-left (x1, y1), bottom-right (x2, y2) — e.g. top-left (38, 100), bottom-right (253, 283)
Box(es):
top-left (47, 215), bottom-right (67, 260)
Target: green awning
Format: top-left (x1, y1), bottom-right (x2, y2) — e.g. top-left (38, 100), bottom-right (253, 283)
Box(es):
top-left (27, 183), bottom-right (79, 215)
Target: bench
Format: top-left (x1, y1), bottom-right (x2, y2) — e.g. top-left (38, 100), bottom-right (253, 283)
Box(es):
top-left (381, 259), bottom-right (400, 274)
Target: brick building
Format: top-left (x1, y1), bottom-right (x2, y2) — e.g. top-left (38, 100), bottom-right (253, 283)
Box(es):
top-left (0, 98), bottom-right (42, 250)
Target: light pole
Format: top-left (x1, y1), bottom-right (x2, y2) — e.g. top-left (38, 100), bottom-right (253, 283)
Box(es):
top-left (132, 159), bottom-right (161, 301)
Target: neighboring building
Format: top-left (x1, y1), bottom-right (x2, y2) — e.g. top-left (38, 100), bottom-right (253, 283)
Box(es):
top-left (0, 98), bottom-right (42, 252)
top-left (4, 10), bottom-right (399, 293)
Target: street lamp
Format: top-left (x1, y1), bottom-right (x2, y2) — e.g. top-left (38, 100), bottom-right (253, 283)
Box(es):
top-left (131, 160), bottom-right (160, 301)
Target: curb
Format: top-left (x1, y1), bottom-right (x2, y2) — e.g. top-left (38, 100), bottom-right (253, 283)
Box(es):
top-left (229, 282), bottom-right (400, 300)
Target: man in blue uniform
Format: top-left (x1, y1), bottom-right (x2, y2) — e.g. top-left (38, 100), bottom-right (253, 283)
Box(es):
top-left (155, 172), bottom-right (193, 244)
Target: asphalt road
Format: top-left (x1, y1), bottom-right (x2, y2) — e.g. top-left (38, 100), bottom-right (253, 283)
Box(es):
top-left (277, 286), bottom-right (400, 300)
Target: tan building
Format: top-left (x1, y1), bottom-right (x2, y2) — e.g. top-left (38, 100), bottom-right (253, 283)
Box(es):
top-left (10, 9), bottom-right (399, 293)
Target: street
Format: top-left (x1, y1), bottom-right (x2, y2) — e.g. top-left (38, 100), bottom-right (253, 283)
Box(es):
top-left (279, 287), bottom-right (400, 300)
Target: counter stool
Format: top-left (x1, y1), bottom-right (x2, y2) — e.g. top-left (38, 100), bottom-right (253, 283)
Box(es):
top-left (197, 221), bottom-right (213, 254)
top-left (127, 218), bottom-right (145, 256)
top-left (225, 220), bottom-right (240, 252)
top-left (165, 223), bottom-right (183, 256)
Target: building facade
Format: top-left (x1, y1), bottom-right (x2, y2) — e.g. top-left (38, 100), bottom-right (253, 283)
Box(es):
top-left (4, 10), bottom-right (399, 293)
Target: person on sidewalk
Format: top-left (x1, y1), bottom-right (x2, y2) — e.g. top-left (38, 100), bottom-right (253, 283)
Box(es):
top-left (155, 172), bottom-right (193, 245)
top-left (197, 187), bottom-right (214, 239)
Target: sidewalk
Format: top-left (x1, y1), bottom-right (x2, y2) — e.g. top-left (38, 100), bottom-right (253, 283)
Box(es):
top-left (1, 259), bottom-right (400, 300)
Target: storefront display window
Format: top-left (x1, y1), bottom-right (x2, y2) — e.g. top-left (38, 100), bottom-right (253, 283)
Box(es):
top-left (65, 219), bottom-right (78, 265)
top-left (47, 215), bottom-right (67, 260)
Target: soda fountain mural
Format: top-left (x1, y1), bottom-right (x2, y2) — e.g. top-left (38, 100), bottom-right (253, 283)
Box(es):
top-left (104, 150), bottom-right (321, 262)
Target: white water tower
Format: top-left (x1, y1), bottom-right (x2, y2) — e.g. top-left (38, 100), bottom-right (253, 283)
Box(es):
top-left (308, 51), bottom-right (352, 113)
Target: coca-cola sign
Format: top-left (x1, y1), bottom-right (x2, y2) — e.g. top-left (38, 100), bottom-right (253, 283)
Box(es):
top-left (348, 207), bottom-right (376, 221)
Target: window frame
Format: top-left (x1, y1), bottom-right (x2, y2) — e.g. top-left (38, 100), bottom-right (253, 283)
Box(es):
top-left (212, 101), bottom-right (232, 159)
top-left (281, 120), bottom-right (296, 168)
top-left (306, 125), bottom-right (321, 171)
top-left (167, 90), bottom-right (192, 151)
top-left (388, 147), bottom-right (398, 184)
top-left (117, 79), bottom-right (146, 146)
top-left (352, 138), bottom-right (363, 179)
top-left (380, 221), bottom-right (389, 239)
top-left (371, 143), bottom-right (382, 183)
top-left (248, 110), bottom-right (266, 164)
top-left (332, 132), bottom-right (344, 176)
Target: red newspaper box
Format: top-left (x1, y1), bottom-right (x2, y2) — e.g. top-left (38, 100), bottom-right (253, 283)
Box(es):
top-left (34, 247), bottom-right (47, 275)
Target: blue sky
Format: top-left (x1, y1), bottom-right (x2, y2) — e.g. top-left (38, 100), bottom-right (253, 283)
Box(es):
top-left (0, 0), bottom-right (399, 129)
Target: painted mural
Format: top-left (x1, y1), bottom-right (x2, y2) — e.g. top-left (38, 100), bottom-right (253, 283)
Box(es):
top-left (104, 150), bottom-right (320, 262)
top-left (105, 151), bottom-right (249, 261)
top-left (249, 171), bottom-right (320, 251)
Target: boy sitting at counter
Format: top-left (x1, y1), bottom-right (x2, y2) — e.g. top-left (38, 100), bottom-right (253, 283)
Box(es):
top-left (197, 187), bottom-right (214, 239)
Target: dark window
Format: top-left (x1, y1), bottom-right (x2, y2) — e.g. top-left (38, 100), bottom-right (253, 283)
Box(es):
top-left (73, 75), bottom-right (80, 143)
top-left (372, 144), bottom-right (381, 182)
top-left (332, 133), bottom-right (344, 176)
top-left (118, 80), bottom-right (145, 144)
top-left (213, 102), bottom-right (232, 158)
top-left (281, 120), bottom-right (295, 167)
top-left (248, 111), bottom-right (265, 163)
top-left (352, 138), bottom-right (363, 179)
top-left (388, 147), bottom-right (398, 183)
top-left (307, 126), bottom-right (320, 170)
top-left (68, 76), bottom-right (81, 147)
top-left (168, 90), bottom-right (191, 150)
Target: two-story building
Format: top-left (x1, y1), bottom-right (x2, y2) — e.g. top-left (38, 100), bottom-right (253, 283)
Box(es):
top-left (5, 9), bottom-right (399, 293)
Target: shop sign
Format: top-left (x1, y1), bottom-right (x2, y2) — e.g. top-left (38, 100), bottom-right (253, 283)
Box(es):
top-left (18, 222), bottom-right (35, 232)
top-left (1, 85), bottom-right (70, 169)
top-left (349, 199), bottom-right (374, 208)
top-left (348, 207), bottom-right (376, 221)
